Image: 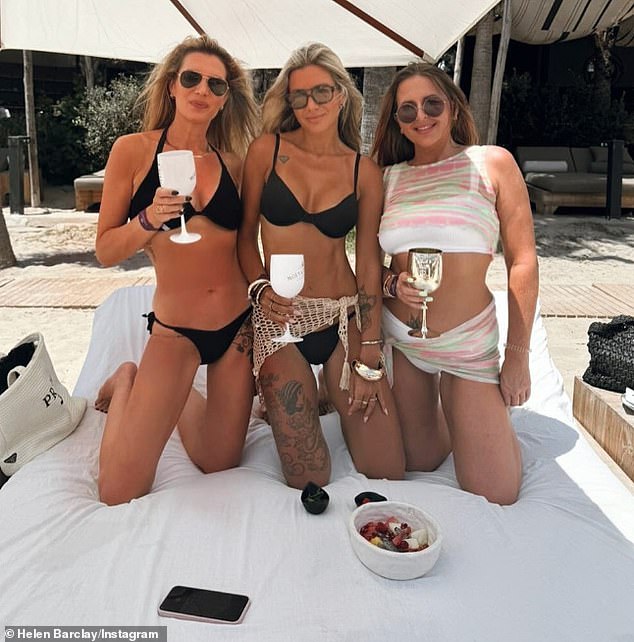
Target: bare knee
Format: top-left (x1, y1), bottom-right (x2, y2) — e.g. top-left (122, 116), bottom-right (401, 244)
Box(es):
top-left (98, 473), bottom-right (144, 506)
top-left (355, 458), bottom-right (405, 481)
top-left (285, 469), bottom-right (330, 491)
top-left (469, 483), bottom-right (520, 506)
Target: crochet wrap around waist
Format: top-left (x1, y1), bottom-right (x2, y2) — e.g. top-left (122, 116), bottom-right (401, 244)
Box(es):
top-left (252, 294), bottom-right (360, 390)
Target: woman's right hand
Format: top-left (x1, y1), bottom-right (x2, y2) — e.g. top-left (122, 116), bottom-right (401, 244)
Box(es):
top-left (146, 187), bottom-right (190, 228)
top-left (393, 271), bottom-right (426, 312)
top-left (259, 286), bottom-right (297, 326)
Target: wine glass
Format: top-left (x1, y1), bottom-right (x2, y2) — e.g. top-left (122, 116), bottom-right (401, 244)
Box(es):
top-left (407, 248), bottom-right (443, 338)
top-left (270, 254), bottom-right (304, 343)
top-left (157, 150), bottom-right (201, 244)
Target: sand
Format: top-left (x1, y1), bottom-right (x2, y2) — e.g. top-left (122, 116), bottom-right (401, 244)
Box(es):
top-left (1, 188), bottom-right (634, 400)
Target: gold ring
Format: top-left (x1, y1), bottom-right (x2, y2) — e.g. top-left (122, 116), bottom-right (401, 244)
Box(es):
top-left (269, 301), bottom-right (273, 313)
top-left (157, 205), bottom-right (163, 214)
top-left (361, 400), bottom-right (368, 406)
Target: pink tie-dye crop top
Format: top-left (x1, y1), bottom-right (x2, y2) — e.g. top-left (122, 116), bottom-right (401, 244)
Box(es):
top-left (378, 146), bottom-right (499, 256)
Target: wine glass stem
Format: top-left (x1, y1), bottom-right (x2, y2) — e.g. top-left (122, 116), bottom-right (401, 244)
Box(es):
top-left (180, 213), bottom-right (187, 234)
top-left (420, 299), bottom-right (429, 338)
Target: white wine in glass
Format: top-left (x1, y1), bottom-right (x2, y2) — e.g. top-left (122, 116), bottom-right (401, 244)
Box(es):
top-left (157, 150), bottom-right (200, 244)
top-left (270, 254), bottom-right (304, 343)
top-left (407, 248), bottom-right (443, 338)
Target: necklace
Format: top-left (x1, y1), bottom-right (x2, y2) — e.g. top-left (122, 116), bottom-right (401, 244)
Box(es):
top-left (165, 137), bottom-right (213, 158)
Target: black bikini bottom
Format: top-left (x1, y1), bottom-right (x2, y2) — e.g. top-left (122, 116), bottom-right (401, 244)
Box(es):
top-left (296, 312), bottom-right (355, 366)
top-left (144, 308), bottom-right (251, 365)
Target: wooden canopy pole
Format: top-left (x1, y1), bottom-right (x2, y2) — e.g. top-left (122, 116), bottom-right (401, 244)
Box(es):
top-left (331, 0), bottom-right (425, 58)
top-left (487, 0), bottom-right (512, 144)
top-left (168, 0), bottom-right (205, 34)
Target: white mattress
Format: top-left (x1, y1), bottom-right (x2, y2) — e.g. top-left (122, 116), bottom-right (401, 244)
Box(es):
top-left (0, 286), bottom-right (633, 641)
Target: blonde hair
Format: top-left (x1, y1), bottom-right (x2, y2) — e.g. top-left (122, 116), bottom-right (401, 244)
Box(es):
top-left (136, 35), bottom-right (259, 157)
top-left (371, 62), bottom-right (478, 167)
top-left (261, 43), bottom-right (363, 151)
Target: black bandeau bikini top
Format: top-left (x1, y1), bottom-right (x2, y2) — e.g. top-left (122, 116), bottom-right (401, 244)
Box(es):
top-left (128, 128), bottom-right (241, 231)
top-left (260, 134), bottom-right (360, 239)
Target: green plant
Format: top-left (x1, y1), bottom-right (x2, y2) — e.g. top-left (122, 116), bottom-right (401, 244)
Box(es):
top-left (498, 69), bottom-right (629, 148)
top-left (36, 89), bottom-right (92, 184)
top-left (75, 74), bottom-right (143, 168)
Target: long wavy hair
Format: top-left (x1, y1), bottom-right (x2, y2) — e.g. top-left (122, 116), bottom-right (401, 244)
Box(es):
top-left (136, 35), bottom-right (259, 157)
top-left (371, 62), bottom-right (478, 167)
top-left (261, 43), bottom-right (363, 151)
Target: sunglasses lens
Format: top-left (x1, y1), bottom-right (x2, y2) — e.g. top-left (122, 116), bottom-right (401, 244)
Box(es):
top-left (209, 78), bottom-right (229, 96)
top-left (396, 104), bottom-right (417, 124)
top-left (312, 85), bottom-right (334, 105)
top-left (287, 92), bottom-right (308, 110)
top-left (424, 98), bottom-right (445, 117)
top-left (180, 70), bottom-right (201, 88)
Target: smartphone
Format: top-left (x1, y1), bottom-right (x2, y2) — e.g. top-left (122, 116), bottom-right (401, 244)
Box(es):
top-left (158, 585), bottom-right (250, 624)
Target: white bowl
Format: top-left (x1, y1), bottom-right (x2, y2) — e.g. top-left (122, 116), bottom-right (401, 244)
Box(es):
top-left (348, 501), bottom-right (442, 580)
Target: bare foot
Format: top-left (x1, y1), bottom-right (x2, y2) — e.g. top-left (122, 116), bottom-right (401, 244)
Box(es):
top-left (94, 362), bottom-right (137, 413)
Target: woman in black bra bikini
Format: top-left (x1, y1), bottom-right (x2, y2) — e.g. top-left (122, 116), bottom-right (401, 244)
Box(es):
top-left (238, 43), bottom-right (405, 490)
top-left (94, 35), bottom-right (258, 505)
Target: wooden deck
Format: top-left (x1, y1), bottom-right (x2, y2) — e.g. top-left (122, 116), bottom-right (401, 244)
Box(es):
top-left (0, 276), bottom-right (154, 308)
top-left (0, 279), bottom-right (631, 314)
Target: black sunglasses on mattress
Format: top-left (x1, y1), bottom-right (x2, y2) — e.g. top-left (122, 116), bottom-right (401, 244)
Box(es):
top-left (394, 96), bottom-right (447, 123)
top-left (178, 70), bottom-right (229, 96)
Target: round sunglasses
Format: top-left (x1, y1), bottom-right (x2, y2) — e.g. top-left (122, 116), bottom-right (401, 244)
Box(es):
top-left (286, 84), bottom-right (337, 110)
top-left (394, 96), bottom-right (447, 123)
top-left (178, 70), bottom-right (229, 97)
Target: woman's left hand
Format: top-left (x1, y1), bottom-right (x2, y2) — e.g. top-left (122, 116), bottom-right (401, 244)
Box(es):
top-left (348, 374), bottom-right (387, 423)
top-left (499, 353), bottom-right (531, 407)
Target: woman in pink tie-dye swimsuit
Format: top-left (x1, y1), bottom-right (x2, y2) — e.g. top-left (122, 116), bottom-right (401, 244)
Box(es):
top-left (372, 63), bottom-right (538, 505)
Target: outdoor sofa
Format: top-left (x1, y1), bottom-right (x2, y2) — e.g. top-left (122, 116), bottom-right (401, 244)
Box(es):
top-left (0, 284), bottom-right (633, 638)
top-left (516, 145), bottom-right (634, 215)
top-left (73, 168), bottom-right (104, 211)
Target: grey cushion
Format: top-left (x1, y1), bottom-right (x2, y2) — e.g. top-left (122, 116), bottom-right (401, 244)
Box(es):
top-left (590, 161), bottom-right (634, 175)
top-left (526, 172), bottom-right (634, 194)
top-left (515, 146), bottom-right (574, 173)
top-left (590, 145), bottom-right (634, 164)
top-left (521, 160), bottom-right (568, 173)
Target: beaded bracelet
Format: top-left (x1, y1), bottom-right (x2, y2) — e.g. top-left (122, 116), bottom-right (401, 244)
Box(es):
top-left (138, 208), bottom-right (159, 232)
top-left (247, 278), bottom-right (271, 304)
top-left (255, 283), bottom-right (271, 305)
top-left (504, 343), bottom-right (531, 353)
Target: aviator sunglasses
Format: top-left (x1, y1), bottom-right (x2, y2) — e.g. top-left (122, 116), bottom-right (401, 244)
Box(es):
top-left (395, 95), bottom-right (447, 123)
top-left (178, 70), bottom-right (229, 97)
top-left (286, 84), bottom-right (337, 110)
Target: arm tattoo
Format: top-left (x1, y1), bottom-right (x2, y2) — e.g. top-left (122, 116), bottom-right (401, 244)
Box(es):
top-left (357, 286), bottom-right (377, 332)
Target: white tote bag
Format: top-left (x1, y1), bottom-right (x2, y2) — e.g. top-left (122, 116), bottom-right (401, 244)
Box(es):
top-left (0, 333), bottom-right (86, 476)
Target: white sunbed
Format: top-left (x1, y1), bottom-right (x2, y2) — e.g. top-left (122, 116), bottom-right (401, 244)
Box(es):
top-left (0, 286), bottom-right (633, 640)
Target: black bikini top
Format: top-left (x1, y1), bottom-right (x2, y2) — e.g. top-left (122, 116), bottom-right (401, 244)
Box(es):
top-left (260, 134), bottom-right (360, 239)
top-left (128, 128), bottom-right (241, 231)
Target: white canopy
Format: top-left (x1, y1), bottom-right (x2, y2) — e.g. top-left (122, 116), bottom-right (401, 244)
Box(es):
top-left (0, 0), bottom-right (498, 67)
top-left (509, 0), bottom-right (634, 45)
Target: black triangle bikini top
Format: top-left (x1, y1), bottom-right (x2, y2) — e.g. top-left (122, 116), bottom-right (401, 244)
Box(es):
top-left (260, 134), bottom-right (360, 239)
top-left (128, 128), bottom-right (242, 231)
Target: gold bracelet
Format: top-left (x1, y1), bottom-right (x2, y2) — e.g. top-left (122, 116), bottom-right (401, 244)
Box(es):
top-left (351, 357), bottom-right (385, 381)
top-left (504, 343), bottom-right (531, 353)
top-left (382, 271), bottom-right (397, 298)
top-left (360, 339), bottom-right (383, 346)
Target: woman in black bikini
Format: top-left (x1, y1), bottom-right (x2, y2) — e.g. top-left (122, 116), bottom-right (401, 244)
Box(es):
top-left (238, 43), bottom-right (405, 489)
top-left (94, 35), bottom-right (259, 505)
